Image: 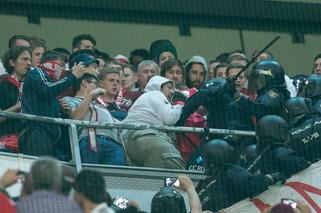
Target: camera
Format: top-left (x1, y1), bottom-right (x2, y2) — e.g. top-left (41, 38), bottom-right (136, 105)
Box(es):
top-left (164, 177), bottom-right (180, 187)
top-left (113, 197), bottom-right (129, 209)
top-left (281, 198), bottom-right (297, 209)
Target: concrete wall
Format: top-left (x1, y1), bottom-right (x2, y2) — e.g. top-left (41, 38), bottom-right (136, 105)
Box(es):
top-left (1, 14), bottom-right (320, 76)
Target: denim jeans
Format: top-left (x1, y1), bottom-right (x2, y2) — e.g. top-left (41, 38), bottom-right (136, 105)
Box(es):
top-left (79, 135), bottom-right (126, 165)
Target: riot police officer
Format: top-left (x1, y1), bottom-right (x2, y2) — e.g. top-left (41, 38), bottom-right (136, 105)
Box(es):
top-left (255, 115), bottom-right (310, 177)
top-left (285, 97), bottom-right (321, 162)
top-left (303, 75), bottom-right (321, 114)
top-left (234, 60), bottom-right (290, 122)
top-left (196, 139), bottom-right (284, 212)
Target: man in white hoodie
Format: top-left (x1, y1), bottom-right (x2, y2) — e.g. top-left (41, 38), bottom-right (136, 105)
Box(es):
top-left (122, 75), bottom-right (185, 169)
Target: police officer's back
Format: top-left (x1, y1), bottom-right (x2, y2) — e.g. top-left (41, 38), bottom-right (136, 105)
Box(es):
top-left (196, 139), bottom-right (283, 212)
top-left (286, 97), bottom-right (321, 162)
top-left (255, 115), bottom-right (310, 178)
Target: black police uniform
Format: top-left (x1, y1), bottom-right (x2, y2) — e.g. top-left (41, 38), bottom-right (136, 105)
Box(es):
top-left (176, 79), bottom-right (233, 134)
top-left (197, 164), bottom-right (273, 211)
top-left (289, 115), bottom-right (321, 162)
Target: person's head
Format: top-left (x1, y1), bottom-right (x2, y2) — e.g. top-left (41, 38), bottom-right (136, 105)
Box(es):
top-left (29, 37), bottom-right (46, 67)
top-left (69, 53), bottom-right (99, 76)
top-left (303, 75), bottom-right (321, 101)
top-left (2, 46), bottom-right (31, 77)
top-left (72, 34), bottom-right (96, 52)
top-left (252, 49), bottom-right (274, 63)
top-left (291, 74), bottom-right (309, 97)
top-left (122, 64), bottom-right (138, 91)
top-left (213, 63), bottom-right (228, 79)
top-left (226, 63), bottom-right (247, 91)
top-left (208, 59), bottom-right (220, 80)
top-left (137, 60), bottom-right (160, 91)
top-left (227, 53), bottom-right (248, 65)
top-left (144, 75), bottom-right (174, 102)
top-left (285, 97), bottom-right (312, 123)
top-left (98, 67), bottom-right (121, 98)
top-left (184, 56), bottom-right (207, 89)
top-left (256, 115), bottom-right (288, 152)
top-left (40, 50), bottom-right (68, 81)
top-left (149, 40), bottom-right (177, 66)
top-left (204, 139), bottom-right (235, 173)
top-left (248, 60), bottom-right (285, 93)
top-left (312, 53), bottom-right (321, 75)
top-left (160, 59), bottom-right (183, 86)
top-left (129, 48), bottom-right (151, 68)
top-left (73, 169), bottom-right (112, 207)
top-left (151, 187), bottom-right (187, 213)
top-left (94, 49), bottom-right (110, 67)
top-left (74, 73), bottom-right (99, 93)
top-left (30, 157), bottom-right (62, 191)
top-left (59, 165), bottom-right (76, 196)
top-left (215, 52), bottom-right (230, 63)
top-left (8, 34), bottom-right (30, 48)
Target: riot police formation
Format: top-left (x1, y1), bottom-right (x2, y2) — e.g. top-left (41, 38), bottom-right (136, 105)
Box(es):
top-left (196, 139), bottom-right (285, 212)
top-left (255, 115), bottom-right (310, 178)
top-left (303, 75), bottom-right (321, 114)
top-left (285, 97), bottom-right (321, 162)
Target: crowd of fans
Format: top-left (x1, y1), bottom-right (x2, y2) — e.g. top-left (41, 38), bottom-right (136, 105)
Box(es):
top-left (0, 33), bottom-right (321, 211)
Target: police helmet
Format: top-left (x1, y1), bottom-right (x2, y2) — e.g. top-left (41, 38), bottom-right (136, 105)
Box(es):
top-left (248, 60), bottom-right (285, 92)
top-left (256, 115), bottom-right (288, 151)
top-left (285, 97), bottom-right (312, 120)
top-left (204, 139), bottom-right (234, 168)
top-left (304, 75), bottom-right (321, 100)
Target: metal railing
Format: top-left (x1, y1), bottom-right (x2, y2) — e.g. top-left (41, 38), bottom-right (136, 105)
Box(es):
top-left (0, 111), bottom-right (256, 172)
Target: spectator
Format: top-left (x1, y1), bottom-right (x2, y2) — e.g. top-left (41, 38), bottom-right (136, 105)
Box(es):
top-left (213, 63), bottom-right (228, 80)
top-left (207, 59), bottom-right (220, 81)
top-left (73, 169), bottom-right (114, 213)
top-left (0, 169), bottom-right (24, 213)
top-left (184, 56), bottom-right (207, 89)
top-left (149, 39), bottom-right (177, 66)
top-left (136, 60), bottom-right (159, 93)
top-left (8, 35), bottom-right (30, 48)
top-left (98, 67), bottom-right (127, 120)
top-left (63, 73), bottom-right (127, 165)
top-left (17, 157), bottom-right (82, 213)
top-left (59, 165), bottom-right (76, 196)
top-left (129, 48), bottom-right (151, 68)
top-left (72, 34), bottom-right (96, 52)
top-left (151, 187), bottom-right (187, 213)
top-left (94, 49), bottom-right (110, 67)
top-left (29, 37), bottom-right (46, 68)
top-left (0, 46), bottom-right (31, 137)
top-left (312, 53), bottom-right (321, 75)
top-left (19, 50), bottom-right (85, 157)
top-left (69, 53), bottom-right (99, 77)
top-left (122, 75), bottom-right (185, 169)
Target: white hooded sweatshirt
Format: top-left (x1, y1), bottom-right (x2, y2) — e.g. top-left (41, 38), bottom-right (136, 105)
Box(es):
top-left (122, 75), bottom-right (182, 126)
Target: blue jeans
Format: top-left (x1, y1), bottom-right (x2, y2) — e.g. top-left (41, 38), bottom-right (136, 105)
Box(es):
top-left (79, 135), bottom-right (126, 165)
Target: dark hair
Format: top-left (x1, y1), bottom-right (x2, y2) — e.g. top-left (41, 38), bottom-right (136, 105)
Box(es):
top-left (29, 37), bottom-right (46, 50)
top-left (74, 73), bottom-right (98, 92)
top-left (151, 187), bottom-right (187, 213)
top-left (129, 49), bottom-right (151, 66)
top-left (73, 169), bottom-right (112, 206)
top-left (53, 48), bottom-right (71, 57)
top-left (60, 165), bottom-right (76, 196)
top-left (2, 46), bottom-right (30, 74)
top-left (72, 34), bottom-right (96, 49)
top-left (8, 34), bottom-right (30, 48)
top-left (215, 52), bottom-right (230, 63)
top-left (94, 49), bottom-right (111, 63)
top-left (40, 50), bottom-right (68, 64)
top-left (160, 59), bottom-right (183, 77)
top-left (123, 63), bottom-right (137, 73)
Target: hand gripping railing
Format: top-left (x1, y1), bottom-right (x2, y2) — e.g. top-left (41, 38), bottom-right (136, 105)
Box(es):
top-left (0, 111), bottom-right (255, 172)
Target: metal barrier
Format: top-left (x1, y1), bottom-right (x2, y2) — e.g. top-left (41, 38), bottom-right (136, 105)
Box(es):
top-left (0, 111), bottom-right (256, 172)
